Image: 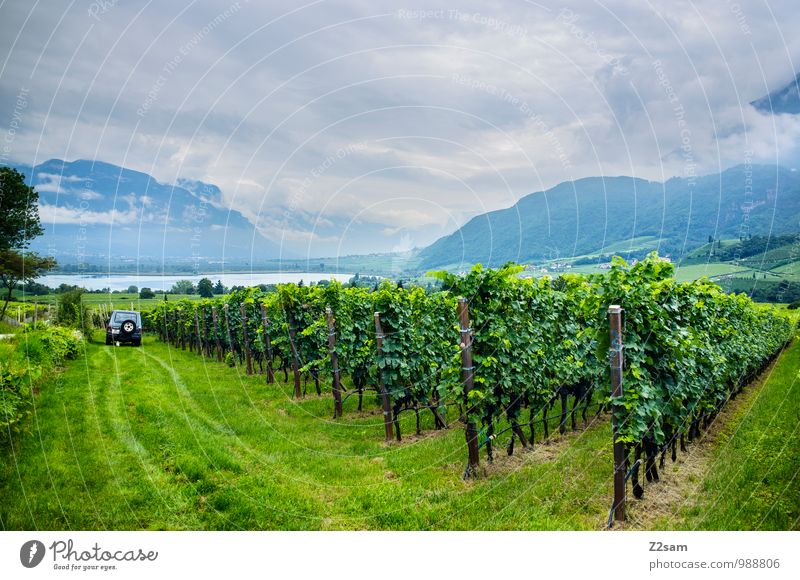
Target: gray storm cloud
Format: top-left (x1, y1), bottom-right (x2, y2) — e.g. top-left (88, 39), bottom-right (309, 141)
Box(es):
top-left (1, 0), bottom-right (798, 255)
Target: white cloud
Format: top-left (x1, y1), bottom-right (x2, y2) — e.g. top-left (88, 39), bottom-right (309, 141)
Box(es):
top-left (38, 203), bottom-right (139, 225)
top-left (3, 0), bottom-right (800, 253)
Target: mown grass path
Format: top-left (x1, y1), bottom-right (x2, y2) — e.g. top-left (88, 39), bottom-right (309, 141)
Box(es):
top-left (1, 335), bottom-right (797, 530)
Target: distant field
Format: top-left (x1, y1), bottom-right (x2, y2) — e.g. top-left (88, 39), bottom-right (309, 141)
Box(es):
top-left (11, 293), bottom-right (203, 312)
top-left (673, 263), bottom-right (749, 282)
top-left (587, 236), bottom-right (662, 256)
top-left (773, 261), bottom-right (800, 280)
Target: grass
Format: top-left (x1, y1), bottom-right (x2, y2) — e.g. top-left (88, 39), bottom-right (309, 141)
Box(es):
top-left (1, 333), bottom-right (798, 530)
top-left (10, 293), bottom-right (203, 312)
top-left (665, 340), bottom-right (800, 530)
top-left (672, 263), bottom-right (749, 282)
top-left (773, 261), bottom-right (800, 281)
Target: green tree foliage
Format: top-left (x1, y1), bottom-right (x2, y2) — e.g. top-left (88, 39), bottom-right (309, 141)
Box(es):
top-left (0, 249), bottom-right (56, 318)
top-left (139, 287), bottom-right (156, 299)
top-left (56, 288), bottom-right (91, 335)
top-left (0, 167), bottom-right (44, 250)
top-left (170, 279), bottom-right (195, 294)
top-left (0, 168), bottom-right (55, 318)
top-left (197, 278), bottom-right (214, 298)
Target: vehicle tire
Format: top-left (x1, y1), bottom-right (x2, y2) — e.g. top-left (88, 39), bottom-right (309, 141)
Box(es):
top-left (133, 338), bottom-right (141, 347)
top-left (119, 319), bottom-right (136, 340)
top-left (106, 335), bottom-right (112, 345)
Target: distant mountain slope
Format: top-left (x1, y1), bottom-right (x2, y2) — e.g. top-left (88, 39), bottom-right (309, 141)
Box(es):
top-left (418, 165), bottom-right (800, 269)
top-left (7, 159), bottom-right (286, 263)
top-left (751, 73), bottom-right (800, 114)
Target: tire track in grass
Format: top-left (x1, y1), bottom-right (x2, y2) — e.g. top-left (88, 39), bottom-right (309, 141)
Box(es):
top-left (101, 343), bottom-right (279, 528)
top-left (118, 343), bottom-right (327, 528)
top-left (142, 345), bottom-right (340, 528)
top-left (99, 345), bottom-right (200, 527)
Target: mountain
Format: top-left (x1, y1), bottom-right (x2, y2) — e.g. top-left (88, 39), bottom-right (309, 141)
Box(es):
top-left (418, 165), bottom-right (800, 270)
top-left (6, 159), bottom-right (286, 264)
top-left (751, 73), bottom-right (800, 114)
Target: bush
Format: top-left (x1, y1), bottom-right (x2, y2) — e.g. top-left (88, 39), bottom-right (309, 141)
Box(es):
top-left (56, 289), bottom-right (92, 336)
top-left (0, 325), bottom-right (81, 441)
top-left (788, 300), bottom-right (800, 310)
top-left (37, 325), bottom-right (82, 364)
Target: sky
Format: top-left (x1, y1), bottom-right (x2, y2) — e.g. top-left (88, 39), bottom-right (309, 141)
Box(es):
top-left (1, 0), bottom-right (799, 257)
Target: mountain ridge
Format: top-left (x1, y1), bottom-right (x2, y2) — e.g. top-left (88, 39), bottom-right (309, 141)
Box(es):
top-left (418, 164), bottom-right (800, 269)
top-left (6, 158), bottom-right (289, 262)
top-left (751, 73), bottom-right (800, 115)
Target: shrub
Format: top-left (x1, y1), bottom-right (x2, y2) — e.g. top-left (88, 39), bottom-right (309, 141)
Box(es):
top-left (56, 289), bottom-right (92, 336)
top-left (0, 326), bottom-right (82, 441)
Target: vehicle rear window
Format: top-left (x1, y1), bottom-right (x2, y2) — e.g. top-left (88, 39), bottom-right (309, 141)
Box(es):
top-left (113, 312), bottom-right (139, 323)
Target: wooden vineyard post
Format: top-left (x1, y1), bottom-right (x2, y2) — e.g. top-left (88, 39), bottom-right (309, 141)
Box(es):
top-left (609, 305), bottom-right (626, 523)
top-left (211, 306), bottom-right (223, 362)
top-left (223, 303), bottom-right (236, 364)
top-left (240, 303), bottom-right (253, 375)
top-left (260, 303), bottom-right (275, 384)
top-left (194, 310), bottom-right (203, 355)
top-left (286, 311), bottom-right (303, 399)
top-left (326, 307), bottom-right (343, 418)
top-left (201, 307), bottom-right (210, 357)
top-left (163, 309), bottom-right (169, 343)
top-left (458, 298), bottom-right (480, 478)
top-left (373, 312), bottom-right (394, 441)
top-left (179, 311), bottom-right (186, 350)
top-left (189, 312), bottom-right (195, 352)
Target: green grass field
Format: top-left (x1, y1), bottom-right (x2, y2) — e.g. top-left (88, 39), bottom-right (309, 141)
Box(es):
top-left (9, 293), bottom-right (203, 312)
top-left (672, 263), bottom-right (749, 282)
top-left (1, 331), bottom-right (798, 530)
top-left (652, 340), bottom-right (800, 530)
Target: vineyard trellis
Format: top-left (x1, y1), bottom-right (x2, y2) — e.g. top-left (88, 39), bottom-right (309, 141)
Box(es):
top-left (146, 254), bottom-right (795, 515)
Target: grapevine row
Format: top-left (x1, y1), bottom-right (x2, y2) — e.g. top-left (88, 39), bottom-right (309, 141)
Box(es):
top-left (146, 254), bottom-right (795, 489)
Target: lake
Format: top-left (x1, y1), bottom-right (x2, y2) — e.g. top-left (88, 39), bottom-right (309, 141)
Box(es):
top-left (40, 272), bottom-right (356, 292)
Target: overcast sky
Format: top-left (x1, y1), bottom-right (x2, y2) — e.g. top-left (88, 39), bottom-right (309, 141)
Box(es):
top-left (2, 0), bottom-right (799, 256)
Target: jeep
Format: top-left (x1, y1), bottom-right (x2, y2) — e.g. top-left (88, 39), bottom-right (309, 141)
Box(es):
top-left (106, 310), bottom-right (143, 346)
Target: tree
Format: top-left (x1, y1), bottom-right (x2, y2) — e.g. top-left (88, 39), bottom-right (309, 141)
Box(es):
top-left (197, 278), bottom-right (214, 298)
top-left (0, 169), bottom-right (55, 318)
top-left (0, 167), bottom-right (44, 251)
top-left (56, 288), bottom-right (91, 335)
top-left (127, 285), bottom-right (138, 294)
top-left (0, 249), bottom-right (56, 318)
top-left (213, 279), bottom-right (225, 295)
top-left (139, 287), bottom-right (156, 299)
top-left (170, 279), bottom-right (195, 294)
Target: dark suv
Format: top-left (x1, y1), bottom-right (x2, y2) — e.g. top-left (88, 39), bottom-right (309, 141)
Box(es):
top-left (106, 310), bottom-right (143, 346)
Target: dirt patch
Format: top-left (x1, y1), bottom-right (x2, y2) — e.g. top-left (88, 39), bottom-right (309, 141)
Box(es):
top-left (478, 415), bottom-right (610, 477)
top-left (618, 351), bottom-right (784, 531)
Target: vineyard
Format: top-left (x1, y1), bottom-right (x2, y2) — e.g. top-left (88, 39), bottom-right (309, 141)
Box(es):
top-left (144, 253), bottom-right (795, 521)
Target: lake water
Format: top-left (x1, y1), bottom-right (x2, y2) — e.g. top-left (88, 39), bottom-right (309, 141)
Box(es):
top-left (40, 272), bottom-right (355, 292)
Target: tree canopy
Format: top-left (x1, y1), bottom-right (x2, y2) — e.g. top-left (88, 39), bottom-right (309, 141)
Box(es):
top-left (0, 249), bottom-right (56, 317)
top-left (197, 278), bottom-right (214, 298)
top-left (0, 167), bottom-right (44, 250)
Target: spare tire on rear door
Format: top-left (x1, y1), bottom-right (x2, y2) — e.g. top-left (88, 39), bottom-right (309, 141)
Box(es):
top-left (119, 319), bottom-right (137, 340)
